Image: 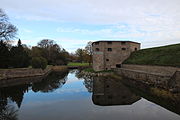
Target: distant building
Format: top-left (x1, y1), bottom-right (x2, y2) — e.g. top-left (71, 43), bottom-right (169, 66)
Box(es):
top-left (92, 41), bottom-right (140, 71)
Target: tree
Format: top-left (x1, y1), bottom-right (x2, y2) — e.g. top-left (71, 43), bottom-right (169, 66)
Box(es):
top-left (85, 41), bottom-right (93, 65)
top-left (10, 39), bottom-right (30, 68)
top-left (75, 48), bottom-right (84, 63)
top-left (38, 39), bottom-right (54, 49)
top-left (31, 57), bottom-right (47, 69)
top-left (37, 39), bottom-right (69, 65)
top-left (0, 40), bottom-right (10, 68)
top-left (0, 8), bottom-right (17, 42)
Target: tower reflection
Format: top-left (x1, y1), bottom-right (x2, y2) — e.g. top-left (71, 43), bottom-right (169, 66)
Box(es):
top-left (92, 77), bottom-right (141, 106)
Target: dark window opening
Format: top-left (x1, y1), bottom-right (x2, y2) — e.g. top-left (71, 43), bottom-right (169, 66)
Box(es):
top-left (106, 68), bottom-right (108, 70)
top-left (107, 48), bottom-right (112, 51)
top-left (95, 42), bottom-right (99, 45)
top-left (135, 48), bottom-right (137, 51)
top-left (96, 48), bottom-right (100, 51)
top-left (122, 48), bottom-right (126, 50)
top-left (106, 59), bottom-right (109, 61)
top-left (116, 64), bottom-right (121, 68)
top-left (96, 95), bottom-right (100, 99)
top-left (107, 41), bottom-right (112, 44)
top-left (121, 41), bottom-right (126, 44)
top-left (108, 95), bottom-right (113, 99)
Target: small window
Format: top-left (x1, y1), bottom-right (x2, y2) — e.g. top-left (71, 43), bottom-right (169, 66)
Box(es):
top-left (135, 48), bottom-right (137, 51)
top-left (95, 42), bottom-right (99, 45)
top-left (121, 41), bottom-right (126, 45)
top-left (116, 64), bottom-right (121, 68)
top-left (96, 48), bottom-right (100, 51)
top-left (107, 41), bottom-right (112, 44)
top-left (122, 48), bottom-right (126, 50)
top-left (106, 59), bottom-right (109, 61)
top-left (107, 48), bottom-right (112, 51)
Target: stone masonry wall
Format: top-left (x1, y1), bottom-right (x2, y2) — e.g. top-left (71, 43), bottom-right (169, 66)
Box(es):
top-left (92, 41), bottom-right (140, 71)
top-left (115, 68), bottom-right (171, 89)
top-left (115, 64), bottom-right (180, 92)
top-left (122, 64), bottom-right (180, 76)
top-left (0, 68), bottom-right (51, 80)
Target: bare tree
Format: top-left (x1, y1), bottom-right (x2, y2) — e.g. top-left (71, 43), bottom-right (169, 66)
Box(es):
top-left (0, 9), bottom-right (18, 42)
top-left (85, 41), bottom-right (93, 65)
top-left (37, 39), bottom-right (54, 49)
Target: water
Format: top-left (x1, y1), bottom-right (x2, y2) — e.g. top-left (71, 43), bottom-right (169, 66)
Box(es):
top-left (0, 70), bottom-right (180, 120)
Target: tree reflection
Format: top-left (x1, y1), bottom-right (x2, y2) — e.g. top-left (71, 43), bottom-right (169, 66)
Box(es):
top-left (0, 105), bottom-right (18, 120)
top-left (0, 84), bottom-right (29, 109)
top-left (75, 70), bottom-right (93, 93)
top-left (0, 70), bottom-right (69, 115)
top-left (32, 71), bottom-right (68, 93)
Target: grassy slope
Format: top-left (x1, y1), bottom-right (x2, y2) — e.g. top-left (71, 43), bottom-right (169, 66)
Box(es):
top-left (123, 43), bottom-right (180, 67)
top-left (67, 62), bottom-right (89, 66)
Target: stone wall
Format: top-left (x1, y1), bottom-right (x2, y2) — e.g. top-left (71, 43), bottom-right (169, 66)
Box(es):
top-left (122, 64), bottom-right (180, 76)
top-left (0, 68), bottom-right (51, 80)
top-left (92, 41), bottom-right (140, 71)
top-left (115, 68), bottom-right (171, 89)
top-left (169, 70), bottom-right (180, 92)
top-left (114, 64), bottom-right (180, 92)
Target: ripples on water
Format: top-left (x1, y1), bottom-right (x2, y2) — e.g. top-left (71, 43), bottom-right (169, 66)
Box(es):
top-left (0, 69), bottom-right (180, 120)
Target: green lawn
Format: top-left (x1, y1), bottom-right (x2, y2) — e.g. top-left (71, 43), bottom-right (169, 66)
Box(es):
top-left (123, 43), bottom-right (180, 67)
top-left (67, 62), bottom-right (89, 66)
top-left (84, 68), bottom-right (113, 73)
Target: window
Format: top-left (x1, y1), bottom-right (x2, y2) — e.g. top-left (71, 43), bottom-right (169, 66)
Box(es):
top-left (107, 41), bottom-right (112, 44)
top-left (95, 42), bottom-right (99, 45)
top-left (122, 48), bottom-right (126, 50)
top-left (116, 64), bottom-right (121, 68)
top-left (107, 48), bottom-right (112, 51)
top-left (121, 41), bottom-right (126, 45)
top-left (106, 59), bottom-right (109, 61)
top-left (135, 48), bottom-right (137, 51)
top-left (95, 48), bottom-right (100, 51)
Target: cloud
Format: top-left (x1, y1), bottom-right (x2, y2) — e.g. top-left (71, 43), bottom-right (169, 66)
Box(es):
top-left (0, 0), bottom-right (180, 50)
top-left (1, 0), bottom-right (180, 24)
top-left (22, 28), bottom-right (33, 33)
top-left (54, 37), bottom-right (93, 52)
top-left (56, 27), bottom-right (113, 35)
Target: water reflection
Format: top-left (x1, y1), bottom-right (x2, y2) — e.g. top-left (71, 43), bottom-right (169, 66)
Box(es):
top-left (76, 71), bottom-right (180, 115)
top-left (120, 78), bottom-right (180, 115)
top-left (92, 77), bottom-right (141, 106)
top-left (0, 70), bottom-right (180, 120)
top-left (0, 71), bottom-right (68, 114)
top-left (0, 105), bottom-right (18, 120)
top-left (32, 72), bottom-right (68, 93)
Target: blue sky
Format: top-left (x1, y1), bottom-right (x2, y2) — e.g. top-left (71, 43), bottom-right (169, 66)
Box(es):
top-left (1, 0), bottom-right (180, 52)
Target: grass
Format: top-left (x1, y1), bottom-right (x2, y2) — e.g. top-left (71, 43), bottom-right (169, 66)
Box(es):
top-left (123, 43), bottom-right (180, 67)
top-left (67, 62), bottom-right (89, 66)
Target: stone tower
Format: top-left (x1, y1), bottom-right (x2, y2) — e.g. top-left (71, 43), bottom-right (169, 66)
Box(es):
top-left (92, 41), bottom-right (140, 71)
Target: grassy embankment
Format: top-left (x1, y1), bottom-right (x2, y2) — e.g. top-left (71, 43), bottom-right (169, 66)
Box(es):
top-left (123, 43), bottom-right (180, 67)
top-left (67, 62), bottom-right (89, 66)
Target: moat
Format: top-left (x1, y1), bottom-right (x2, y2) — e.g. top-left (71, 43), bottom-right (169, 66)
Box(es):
top-left (0, 70), bottom-right (180, 120)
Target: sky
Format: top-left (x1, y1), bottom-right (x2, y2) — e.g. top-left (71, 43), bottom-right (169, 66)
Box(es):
top-left (0, 0), bottom-right (180, 52)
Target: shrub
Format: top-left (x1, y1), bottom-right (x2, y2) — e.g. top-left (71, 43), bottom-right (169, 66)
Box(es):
top-left (31, 57), bottom-right (47, 69)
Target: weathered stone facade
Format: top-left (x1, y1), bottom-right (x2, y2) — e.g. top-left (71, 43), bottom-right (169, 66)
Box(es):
top-left (92, 41), bottom-right (140, 71)
top-left (114, 64), bottom-right (180, 92)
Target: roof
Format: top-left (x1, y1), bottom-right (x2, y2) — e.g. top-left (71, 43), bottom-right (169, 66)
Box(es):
top-left (92, 40), bottom-right (140, 45)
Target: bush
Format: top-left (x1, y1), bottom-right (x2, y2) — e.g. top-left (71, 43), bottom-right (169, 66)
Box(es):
top-left (31, 57), bottom-right (47, 69)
